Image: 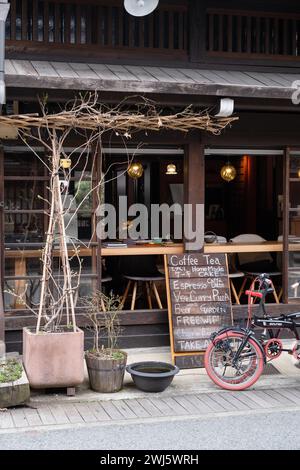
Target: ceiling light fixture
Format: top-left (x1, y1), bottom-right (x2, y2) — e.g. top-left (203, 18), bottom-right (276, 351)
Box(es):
top-left (220, 162), bottom-right (236, 182)
top-left (166, 163), bottom-right (177, 175)
top-left (127, 161), bottom-right (144, 179)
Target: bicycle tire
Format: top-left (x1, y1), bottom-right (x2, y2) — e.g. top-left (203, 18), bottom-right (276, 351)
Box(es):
top-left (204, 331), bottom-right (265, 391)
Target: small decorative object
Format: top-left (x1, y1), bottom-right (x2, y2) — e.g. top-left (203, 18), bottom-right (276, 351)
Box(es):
top-left (60, 157), bottom-right (72, 169)
top-left (127, 161), bottom-right (144, 179)
top-left (83, 292), bottom-right (127, 393)
top-left (220, 162), bottom-right (237, 182)
top-left (204, 231), bottom-right (217, 244)
top-left (126, 361), bottom-right (179, 392)
top-left (166, 163), bottom-right (177, 175)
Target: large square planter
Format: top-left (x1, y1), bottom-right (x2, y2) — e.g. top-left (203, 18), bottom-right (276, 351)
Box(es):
top-left (23, 327), bottom-right (84, 389)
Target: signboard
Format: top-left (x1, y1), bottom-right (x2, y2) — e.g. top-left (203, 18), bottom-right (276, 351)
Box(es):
top-left (164, 253), bottom-right (233, 368)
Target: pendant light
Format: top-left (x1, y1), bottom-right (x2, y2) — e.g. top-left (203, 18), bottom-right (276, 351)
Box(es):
top-left (166, 163), bottom-right (177, 175)
top-left (127, 161), bottom-right (144, 179)
top-left (220, 162), bottom-right (237, 182)
top-left (60, 157), bottom-right (72, 169)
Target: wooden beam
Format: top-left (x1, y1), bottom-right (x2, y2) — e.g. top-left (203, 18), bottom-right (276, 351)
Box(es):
top-left (183, 135), bottom-right (204, 252)
top-left (4, 74), bottom-right (296, 101)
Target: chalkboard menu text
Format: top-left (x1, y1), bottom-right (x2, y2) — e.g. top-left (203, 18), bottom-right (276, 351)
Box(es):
top-left (165, 253), bottom-right (233, 368)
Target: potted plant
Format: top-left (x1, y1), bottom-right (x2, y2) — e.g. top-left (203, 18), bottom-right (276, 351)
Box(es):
top-left (0, 357), bottom-right (30, 408)
top-left (4, 95), bottom-right (132, 392)
top-left (20, 133), bottom-right (85, 390)
top-left (5, 101), bottom-right (89, 392)
top-left (83, 291), bottom-right (127, 393)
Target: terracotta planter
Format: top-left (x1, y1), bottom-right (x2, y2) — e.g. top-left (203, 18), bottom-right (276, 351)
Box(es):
top-left (23, 327), bottom-right (84, 389)
top-left (85, 350), bottom-right (127, 393)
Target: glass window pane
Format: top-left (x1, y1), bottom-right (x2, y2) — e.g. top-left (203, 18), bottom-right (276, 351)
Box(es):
top-left (4, 152), bottom-right (45, 176)
top-left (288, 153), bottom-right (300, 299)
top-left (4, 213), bottom-right (45, 242)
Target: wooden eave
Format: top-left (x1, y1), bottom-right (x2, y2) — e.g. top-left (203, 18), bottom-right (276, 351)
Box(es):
top-left (4, 59), bottom-right (300, 101)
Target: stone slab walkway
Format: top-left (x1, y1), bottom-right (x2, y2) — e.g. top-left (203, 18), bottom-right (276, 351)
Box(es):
top-left (1, 385), bottom-right (300, 432)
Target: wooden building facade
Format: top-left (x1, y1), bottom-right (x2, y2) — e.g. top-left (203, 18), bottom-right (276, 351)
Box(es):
top-left (2, 0), bottom-right (300, 353)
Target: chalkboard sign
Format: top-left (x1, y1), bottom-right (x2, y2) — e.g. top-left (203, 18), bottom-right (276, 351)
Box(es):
top-left (164, 253), bottom-right (233, 368)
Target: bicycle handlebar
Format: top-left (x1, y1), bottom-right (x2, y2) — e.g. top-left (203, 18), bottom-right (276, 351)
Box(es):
top-left (256, 273), bottom-right (272, 289)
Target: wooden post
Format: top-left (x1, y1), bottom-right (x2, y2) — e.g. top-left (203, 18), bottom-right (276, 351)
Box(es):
top-left (189, 1), bottom-right (206, 62)
top-left (0, 147), bottom-right (4, 342)
top-left (96, 143), bottom-right (102, 294)
top-left (245, 155), bottom-right (257, 233)
top-left (183, 134), bottom-right (204, 252)
top-left (282, 147), bottom-right (290, 303)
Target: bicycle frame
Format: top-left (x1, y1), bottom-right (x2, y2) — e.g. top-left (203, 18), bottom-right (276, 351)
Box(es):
top-left (251, 287), bottom-right (300, 342)
top-left (231, 279), bottom-right (300, 363)
top-left (205, 274), bottom-right (300, 390)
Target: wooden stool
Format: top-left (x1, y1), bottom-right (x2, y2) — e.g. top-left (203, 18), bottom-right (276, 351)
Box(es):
top-left (121, 275), bottom-right (165, 310)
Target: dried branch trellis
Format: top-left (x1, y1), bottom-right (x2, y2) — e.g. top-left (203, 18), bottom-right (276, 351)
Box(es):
top-left (4, 93), bottom-right (238, 335)
top-left (0, 94), bottom-right (238, 135)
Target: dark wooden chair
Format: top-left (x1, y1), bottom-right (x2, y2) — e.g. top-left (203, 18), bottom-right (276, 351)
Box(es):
top-left (119, 256), bottom-right (165, 310)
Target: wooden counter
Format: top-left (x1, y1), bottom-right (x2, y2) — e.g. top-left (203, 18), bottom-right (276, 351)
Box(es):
top-left (4, 241), bottom-right (295, 309)
top-left (5, 241), bottom-right (300, 259)
top-left (101, 241), bottom-right (289, 256)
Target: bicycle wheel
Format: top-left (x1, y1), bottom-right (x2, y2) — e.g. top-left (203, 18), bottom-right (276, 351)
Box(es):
top-left (204, 331), bottom-right (264, 391)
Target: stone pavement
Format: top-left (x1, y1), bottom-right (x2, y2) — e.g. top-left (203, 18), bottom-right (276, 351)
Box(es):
top-left (1, 345), bottom-right (300, 433)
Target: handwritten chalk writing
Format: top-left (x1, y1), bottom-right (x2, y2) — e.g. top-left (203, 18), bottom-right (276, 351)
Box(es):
top-left (174, 326), bottom-right (217, 339)
top-left (169, 254), bottom-right (199, 267)
top-left (166, 253), bottom-right (232, 359)
top-left (174, 303), bottom-right (229, 315)
top-left (168, 253), bottom-right (226, 267)
top-left (175, 315), bottom-right (226, 327)
top-left (172, 289), bottom-right (230, 303)
top-left (169, 265), bottom-right (226, 278)
top-left (171, 278), bottom-right (227, 290)
top-left (176, 339), bottom-right (211, 351)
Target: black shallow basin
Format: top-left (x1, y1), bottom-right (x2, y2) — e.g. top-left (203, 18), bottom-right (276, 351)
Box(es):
top-left (126, 361), bottom-right (180, 393)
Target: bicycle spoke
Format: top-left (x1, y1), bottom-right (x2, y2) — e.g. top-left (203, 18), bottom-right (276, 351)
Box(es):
top-left (209, 335), bottom-right (262, 387)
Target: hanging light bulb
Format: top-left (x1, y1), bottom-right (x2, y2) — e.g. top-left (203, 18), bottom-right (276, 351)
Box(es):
top-left (127, 161), bottom-right (144, 179)
top-left (220, 162), bottom-right (236, 182)
top-left (166, 163), bottom-right (177, 175)
top-left (60, 157), bottom-right (72, 169)
top-left (298, 168), bottom-right (300, 178)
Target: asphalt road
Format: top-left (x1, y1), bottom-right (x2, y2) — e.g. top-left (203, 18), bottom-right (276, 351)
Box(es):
top-left (0, 408), bottom-right (300, 450)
